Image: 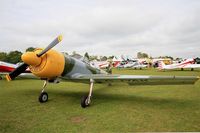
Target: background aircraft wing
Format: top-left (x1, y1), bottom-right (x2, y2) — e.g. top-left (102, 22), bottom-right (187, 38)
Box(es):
top-left (61, 74), bottom-right (199, 85)
top-left (4, 73), bottom-right (38, 80)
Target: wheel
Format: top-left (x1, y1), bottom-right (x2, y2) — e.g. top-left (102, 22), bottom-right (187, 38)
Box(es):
top-left (39, 92), bottom-right (48, 103)
top-left (191, 68), bottom-right (194, 71)
top-left (181, 68), bottom-right (184, 71)
top-left (139, 68), bottom-right (142, 70)
top-left (0, 76), bottom-right (2, 80)
top-left (81, 95), bottom-right (90, 108)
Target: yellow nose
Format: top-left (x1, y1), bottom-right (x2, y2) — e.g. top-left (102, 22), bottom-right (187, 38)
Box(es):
top-left (21, 52), bottom-right (42, 66)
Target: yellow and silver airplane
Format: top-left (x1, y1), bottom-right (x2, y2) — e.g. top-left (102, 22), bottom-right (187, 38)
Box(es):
top-left (6, 35), bottom-right (199, 108)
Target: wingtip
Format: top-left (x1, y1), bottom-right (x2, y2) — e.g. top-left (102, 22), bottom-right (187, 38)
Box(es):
top-left (5, 74), bottom-right (11, 81)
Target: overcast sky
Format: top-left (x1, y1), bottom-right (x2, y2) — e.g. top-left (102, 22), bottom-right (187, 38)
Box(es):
top-left (0, 0), bottom-right (200, 58)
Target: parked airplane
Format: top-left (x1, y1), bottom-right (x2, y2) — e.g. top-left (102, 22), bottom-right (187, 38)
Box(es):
top-left (0, 61), bottom-right (18, 73)
top-left (131, 62), bottom-right (147, 69)
top-left (0, 61), bottom-right (16, 80)
top-left (6, 35), bottom-right (199, 108)
top-left (158, 58), bottom-right (200, 71)
top-left (0, 61), bottom-right (30, 74)
top-left (0, 61), bottom-right (31, 80)
top-left (117, 60), bottom-right (147, 69)
top-left (90, 61), bottom-right (109, 69)
top-left (112, 56), bottom-right (122, 68)
top-left (90, 56), bottom-right (123, 69)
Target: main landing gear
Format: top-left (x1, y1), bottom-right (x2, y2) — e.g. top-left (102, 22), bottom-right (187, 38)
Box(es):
top-left (38, 79), bottom-right (95, 108)
top-left (81, 79), bottom-right (94, 108)
top-left (39, 80), bottom-right (48, 103)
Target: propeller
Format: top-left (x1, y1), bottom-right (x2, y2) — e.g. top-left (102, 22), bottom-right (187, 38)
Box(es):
top-left (37, 35), bottom-right (62, 57)
top-left (6, 35), bottom-right (63, 81)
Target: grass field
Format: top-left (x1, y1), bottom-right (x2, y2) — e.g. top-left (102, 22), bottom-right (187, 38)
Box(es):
top-left (0, 68), bottom-right (200, 132)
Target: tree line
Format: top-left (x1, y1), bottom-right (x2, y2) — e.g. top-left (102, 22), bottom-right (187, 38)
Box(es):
top-left (1, 47), bottom-right (177, 64)
top-left (0, 47), bottom-right (35, 64)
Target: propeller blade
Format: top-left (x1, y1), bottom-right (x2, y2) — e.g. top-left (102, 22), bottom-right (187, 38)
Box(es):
top-left (6, 63), bottom-right (28, 81)
top-left (37, 35), bottom-right (62, 57)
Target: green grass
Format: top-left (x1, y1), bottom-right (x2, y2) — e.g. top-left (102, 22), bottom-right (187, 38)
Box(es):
top-left (0, 68), bottom-right (200, 132)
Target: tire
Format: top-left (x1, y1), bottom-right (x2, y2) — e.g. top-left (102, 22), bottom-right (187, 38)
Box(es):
top-left (81, 95), bottom-right (89, 108)
top-left (191, 68), bottom-right (194, 71)
top-left (39, 92), bottom-right (48, 103)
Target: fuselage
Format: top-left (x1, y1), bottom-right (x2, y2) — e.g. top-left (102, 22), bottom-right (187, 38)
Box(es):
top-left (0, 61), bottom-right (17, 72)
top-left (62, 54), bottom-right (107, 78)
top-left (158, 58), bottom-right (200, 70)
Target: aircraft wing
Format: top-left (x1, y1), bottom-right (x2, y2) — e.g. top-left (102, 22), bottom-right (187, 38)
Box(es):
top-left (61, 74), bottom-right (199, 85)
top-left (183, 64), bottom-right (200, 69)
top-left (3, 73), bottom-right (37, 80)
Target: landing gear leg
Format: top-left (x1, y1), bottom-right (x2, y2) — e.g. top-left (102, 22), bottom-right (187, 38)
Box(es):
top-left (39, 80), bottom-right (48, 103)
top-left (81, 79), bottom-right (94, 108)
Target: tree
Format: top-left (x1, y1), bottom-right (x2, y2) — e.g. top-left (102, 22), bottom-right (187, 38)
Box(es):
top-left (165, 56), bottom-right (173, 60)
top-left (0, 52), bottom-right (7, 61)
top-left (72, 51), bottom-right (77, 56)
top-left (137, 52), bottom-right (142, 58)
top-left (90, 55), bottom-right (98, 61)
top-left (142, 53), bottom-right (148, 58)
top-left (195, 57), bottom-right (200, 64)
top-left (108, 55), bottom-right (114, 59)
top-left (26, 47), bottom-right (36, 52)
top-left (137, 52), bottom-right (149, 58)
top-left (100, 56), bottom-right (107, 61)
top-left (6, 51), bottom-right (22, 64)
top-left (84, 52), bottom-right (90, 60)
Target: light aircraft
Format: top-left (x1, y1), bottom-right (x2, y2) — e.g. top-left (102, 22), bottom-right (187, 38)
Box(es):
top-left (6, 35), bottom-right (199, 108)
top-left (0, 61), bottom-right (31, 80)
top-left (117, 60), bottom-right (147, 69)
top-left (0, 61), bottom-right (30, 73)
top-left (0, 61), bottom-right (17, 80)
top-left (131, 62), bottom-right (147, 69)
top-left (90, 61), bottom-right (109, 69)
top-left (91, 56), bottom-right (122, 69)
top-left (158, 58), bottom-right (200, 71)
top-left (112, 56), bottom-right (123, 68)
top-left (0, 61), bottom-right (18, 73)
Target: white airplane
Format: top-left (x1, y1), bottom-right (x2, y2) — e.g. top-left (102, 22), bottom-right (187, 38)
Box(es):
top-left (0, 61), bottom-right (31, 80)
top-left (0, 61), bottom-right (17, 75)
top-left (117, 60), bottom-right (147, 69)
top-left (6, 35), bottom-right (199, 108)
top-left (0, 61), bottom-right (31, 73)
top-left (158, 58), bottom-right (200, 71)
top-left (112, 56), bottom-right (122, 68)
top-left (90, 57), bottom-right (122, 69)
top-left (90, 61), bottom-right (109, 69)
top-left (131, 62), bottom-right (147, 69)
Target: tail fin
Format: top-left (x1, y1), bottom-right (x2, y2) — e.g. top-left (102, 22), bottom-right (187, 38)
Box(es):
top-left (158, 61), bottom-right (165, 70)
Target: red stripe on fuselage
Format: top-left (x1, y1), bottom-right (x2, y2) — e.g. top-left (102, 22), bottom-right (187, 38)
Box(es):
top-left (0, 65), bottom-right (30, 73)
top-left (0, 65), bottom-right (15, 72)
top-left (176, 60), bottom-right (194, 67)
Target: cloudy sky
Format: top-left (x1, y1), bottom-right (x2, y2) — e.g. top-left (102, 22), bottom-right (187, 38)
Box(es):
top-left (0, 0), bottom-right (200, 58)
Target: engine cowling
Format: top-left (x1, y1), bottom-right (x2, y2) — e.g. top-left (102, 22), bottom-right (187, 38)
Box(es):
top-left (21, 49), bottom-right (65, 78)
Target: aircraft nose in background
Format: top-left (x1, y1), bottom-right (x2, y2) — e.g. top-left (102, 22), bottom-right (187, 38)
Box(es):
top-left (21, 52), bottom-right (41, 66)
